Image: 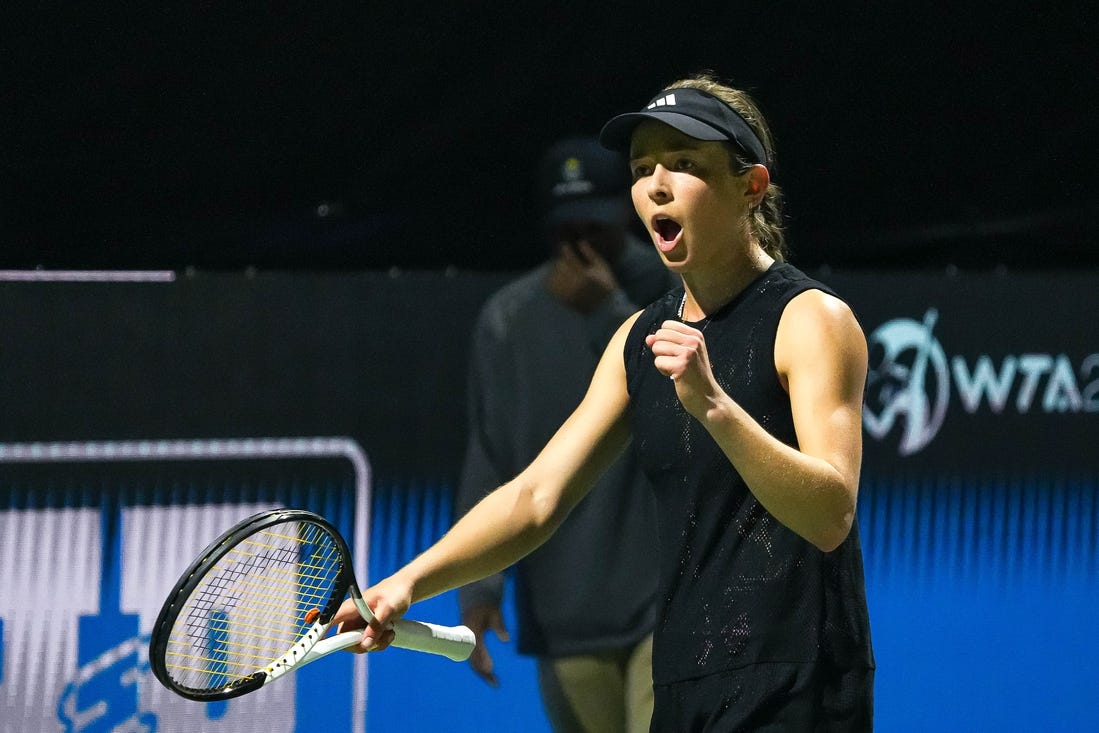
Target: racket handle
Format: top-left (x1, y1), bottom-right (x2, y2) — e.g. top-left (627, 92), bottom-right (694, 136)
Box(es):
top-left (349, 593), bottom-right (474, 661)
top-left (303, 620), bottom-right (475, 667)
top-left (391, 618), bottom-right (475, 662)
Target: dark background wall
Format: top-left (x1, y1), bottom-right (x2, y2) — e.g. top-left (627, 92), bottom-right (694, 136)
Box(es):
top-left (0, 272), bottom-right (509, 480)
top-left (6, 3), bottom-right (1098, 272)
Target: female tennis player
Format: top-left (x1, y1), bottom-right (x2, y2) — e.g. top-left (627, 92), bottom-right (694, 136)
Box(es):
top-left (336, 73), bottom-right (875, 731)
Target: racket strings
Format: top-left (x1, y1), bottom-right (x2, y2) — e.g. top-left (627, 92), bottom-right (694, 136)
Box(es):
top-left (164, 520), bottom-right (345, 690)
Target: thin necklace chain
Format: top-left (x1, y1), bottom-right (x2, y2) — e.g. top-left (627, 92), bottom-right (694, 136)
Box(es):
top-left (677, 257), bottom-right (772, 324)
top-left (677, 292), bottom-right (712, 331)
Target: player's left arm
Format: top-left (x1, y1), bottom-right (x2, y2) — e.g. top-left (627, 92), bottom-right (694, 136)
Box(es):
top-left (699, 289), bottom-right (867, 552)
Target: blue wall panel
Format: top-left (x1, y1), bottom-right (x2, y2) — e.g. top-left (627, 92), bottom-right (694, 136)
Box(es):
top-left (366, 475), bottom-right (1099, 732)
top-left (367, 480), bottom-right (549, 733)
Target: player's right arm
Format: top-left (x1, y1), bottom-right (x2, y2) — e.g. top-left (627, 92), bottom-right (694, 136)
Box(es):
top-left (336, 313), bottom-right (641, 650)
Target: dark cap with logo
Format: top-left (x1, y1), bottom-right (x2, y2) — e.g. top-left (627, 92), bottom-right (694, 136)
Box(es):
top-left (599, 87), bottom-right (770, 167)
top-left (538, 137), bottom-right (631, 229)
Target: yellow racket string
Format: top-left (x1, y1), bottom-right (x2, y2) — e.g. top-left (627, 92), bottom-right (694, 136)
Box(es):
top-left (165, 520), bottom-right (347, 689)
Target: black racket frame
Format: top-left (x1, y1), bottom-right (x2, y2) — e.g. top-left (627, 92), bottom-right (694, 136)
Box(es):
top-left (148, 508), bottom-right (354, 701)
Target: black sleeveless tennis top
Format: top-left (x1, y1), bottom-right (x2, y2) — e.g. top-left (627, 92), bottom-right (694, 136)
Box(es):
top-left (623, 262), bottom-right (874, 687)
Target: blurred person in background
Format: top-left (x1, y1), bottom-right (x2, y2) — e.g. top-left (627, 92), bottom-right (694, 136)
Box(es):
top-left (454, 136), bottom-right (672, 733)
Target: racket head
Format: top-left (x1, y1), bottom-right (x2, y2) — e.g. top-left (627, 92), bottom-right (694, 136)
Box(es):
top-left (149, 508), bottom-right (356, 701)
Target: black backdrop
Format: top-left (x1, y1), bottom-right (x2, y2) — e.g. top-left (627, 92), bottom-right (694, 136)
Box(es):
top-left (0, 272), bottom-right (506, 481)
top-left (6, 4), bottom-right (1099, 272)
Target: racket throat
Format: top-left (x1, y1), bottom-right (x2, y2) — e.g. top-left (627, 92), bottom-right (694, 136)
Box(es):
top-left (262, 619), bottom-right (337, 684)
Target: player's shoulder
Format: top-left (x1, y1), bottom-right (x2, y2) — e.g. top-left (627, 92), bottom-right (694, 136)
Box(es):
top-left (782, 288), bottom-right (861, 339)
top-left (766, 262), bottom-right (855, 328)
top-left (778, 287), bottom-right (866, 372)
top-left (786, 287), bottom-right (853, 319)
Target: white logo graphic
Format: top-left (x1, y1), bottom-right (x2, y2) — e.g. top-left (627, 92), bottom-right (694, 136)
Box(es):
top-left (864, 310), bottom-right (949, 456)
top-left (863, 309), bottom-right (1099, 456)
top-left (647, 93), bottom-right (677, 108)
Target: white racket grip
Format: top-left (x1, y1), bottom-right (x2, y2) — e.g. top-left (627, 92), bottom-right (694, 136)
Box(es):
top-left (351, 594), bottom-right (474, 661)
top-left (295, 619), bottom-right (474, 672)
top-left (390, 618), bottom-right (475, 661)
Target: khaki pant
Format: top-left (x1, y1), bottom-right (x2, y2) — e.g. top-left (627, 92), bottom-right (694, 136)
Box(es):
top-left (536, 634), bottom-right (654, 733)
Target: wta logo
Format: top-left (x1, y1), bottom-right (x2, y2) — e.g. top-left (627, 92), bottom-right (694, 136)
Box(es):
top-left (863, 309), bottom-right (1099, 456)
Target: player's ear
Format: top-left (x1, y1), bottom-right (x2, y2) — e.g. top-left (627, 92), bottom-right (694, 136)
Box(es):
top-left (744, 164), bottom-right (770, 207)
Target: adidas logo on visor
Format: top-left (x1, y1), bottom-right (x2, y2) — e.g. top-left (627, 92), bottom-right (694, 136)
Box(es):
top-left (647, 93), bottom-right (676, 109)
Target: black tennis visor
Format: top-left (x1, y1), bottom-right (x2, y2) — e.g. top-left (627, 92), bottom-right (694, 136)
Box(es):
top-left (599, 87), bottom-right (769, 167)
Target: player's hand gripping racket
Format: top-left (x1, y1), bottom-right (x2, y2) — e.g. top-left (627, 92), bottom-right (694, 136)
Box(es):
top-left (149, 508), bottom-right (474, 701)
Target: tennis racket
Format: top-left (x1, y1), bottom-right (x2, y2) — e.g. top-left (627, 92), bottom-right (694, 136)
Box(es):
top-left (149, 508), bottom-right (474, 701)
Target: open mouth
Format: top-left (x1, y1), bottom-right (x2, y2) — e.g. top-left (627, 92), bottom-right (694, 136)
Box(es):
top-left (653, 217), bottom-right (682, 252)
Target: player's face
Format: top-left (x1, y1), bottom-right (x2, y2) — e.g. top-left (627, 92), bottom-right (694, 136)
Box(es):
top-left (628, 121), bottom-right (749, 271)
